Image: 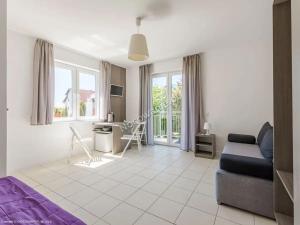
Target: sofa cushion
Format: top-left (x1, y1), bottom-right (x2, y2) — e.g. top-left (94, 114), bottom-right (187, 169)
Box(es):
top-left (223, 142), bottom-right (264, 159)
top-left (259, 128), bottom-right (273, 160)
top-left (257, 122), bottom-right (272, 146)
top-left (221, 142), bottom-right (273, 180)
top-left (220, 154), bottom-right (273, 180)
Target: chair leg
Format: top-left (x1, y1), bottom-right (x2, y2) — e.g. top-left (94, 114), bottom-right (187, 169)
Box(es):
top-left (90, 147), bottom-right (95, 158)
top-left (121, 140), bottom-right (132, 158)
top-left (144, 128), bottom-right (147, 145)
top-left (68, 135), bottom-right (75, 164)
top-left (137, 137), bottom-right (142, 152)
top-left (75, 138), bottom-right (93, 162)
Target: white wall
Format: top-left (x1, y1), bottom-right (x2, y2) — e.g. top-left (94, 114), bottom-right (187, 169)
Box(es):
top-left (126, 40), bottom-right (273, 153)
top-left (0, 0), bottom-right (7, 177)
top-left (7, 30), bottom-right (99, 173)
top-left (202, 40), bottom-right (273, 152)
top-left (292, 0), bottom-right (300, 222)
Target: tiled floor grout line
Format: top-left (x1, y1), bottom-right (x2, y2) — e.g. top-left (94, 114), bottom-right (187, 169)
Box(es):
top-left (66, 152), bottom-right (155, 223)
top-left (18, 152), bottom-right (138, 224)
top-left (173, 163), bottom-right (218, 225)
top-left (60, 150), bottom-right (186, 224)
top-left (134, 159), bottom-right (194, 224)
top-left (69, 152), bottom-right (153, 224)
top-left (15, 148), bottom-right (266, 225)
top-left (98, 152), bottom-right (193, 225)
top-left (128, 155), bottom-right (218, 225)
top-left (19, 165), bottom-right (113, 224)
top-left (129, 156), bottom-right (195, 225)
top-left (20, 151), bottom-right (210, 225)
top-left (108, 151), bottom-right (193, 223)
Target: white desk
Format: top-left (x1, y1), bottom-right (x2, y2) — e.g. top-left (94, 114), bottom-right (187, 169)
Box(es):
top-left (93, 122), bottom-right (124, 154)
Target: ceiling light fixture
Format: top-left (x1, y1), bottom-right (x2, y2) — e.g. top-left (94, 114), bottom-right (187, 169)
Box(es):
top-left (128, 17), bottom-right (149, 61)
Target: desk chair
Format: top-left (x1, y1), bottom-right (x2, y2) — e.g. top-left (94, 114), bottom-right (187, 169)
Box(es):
top-left (120, 121), bottom-right (146, 157)
top-left (70, 126), bottom-right (99, 165)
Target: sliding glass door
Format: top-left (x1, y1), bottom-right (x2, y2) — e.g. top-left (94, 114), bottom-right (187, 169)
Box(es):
top-left (151, 72), bottom-right (182, 146)
top-left (171, 73), bottom-right (182, 145)
top-left (152, 75), bottom-right (168, 144)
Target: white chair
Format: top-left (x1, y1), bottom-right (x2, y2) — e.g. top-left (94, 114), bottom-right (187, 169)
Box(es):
top-left (69, 126), bottom-right (99, 165)
top-left (120, 121), bottom-right (146, 157)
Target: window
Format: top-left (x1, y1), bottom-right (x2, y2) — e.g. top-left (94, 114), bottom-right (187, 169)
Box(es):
top-left (54, 65), bottom-right (75, 120)
top-left (54, 62), bottom-right (99, 121)
top-left (78, 71), bottom-right (97, 119)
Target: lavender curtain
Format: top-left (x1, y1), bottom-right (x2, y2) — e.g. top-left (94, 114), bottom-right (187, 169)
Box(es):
top-left (181, 54), bottom-right (204, 151)
top-left (31, 39), bottom-right (54, 125)
top-left (99, 61), bottom-right (111, 121)
top-left (139, 64), bottom-right (154, 145)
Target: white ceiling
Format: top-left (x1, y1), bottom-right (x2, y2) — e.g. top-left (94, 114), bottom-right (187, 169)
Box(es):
top-left (8, 0), bottom-right (273, 68)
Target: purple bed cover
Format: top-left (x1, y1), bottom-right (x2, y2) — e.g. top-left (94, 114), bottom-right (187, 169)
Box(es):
top-left (0, 176), bottom-right (86, 225)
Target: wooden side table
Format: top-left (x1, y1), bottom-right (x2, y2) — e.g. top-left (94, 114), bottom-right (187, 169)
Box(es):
top-left (195, 133), bottom-right (216, 159)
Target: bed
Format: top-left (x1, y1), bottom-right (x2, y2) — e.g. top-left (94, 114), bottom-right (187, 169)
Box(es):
top-left (0, 176), bottom-right (86, 225)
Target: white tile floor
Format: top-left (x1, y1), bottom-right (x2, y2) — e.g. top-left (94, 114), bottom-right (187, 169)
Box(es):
top-left (11, 145), bottom-right (276, 225)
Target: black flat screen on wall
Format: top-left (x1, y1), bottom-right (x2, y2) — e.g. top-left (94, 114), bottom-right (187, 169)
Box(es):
top-left (111, 85), bottom-right (123, 97)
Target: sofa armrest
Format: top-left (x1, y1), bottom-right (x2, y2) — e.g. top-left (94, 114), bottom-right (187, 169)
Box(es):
top-left (228, 133), bottom-right (256, 144)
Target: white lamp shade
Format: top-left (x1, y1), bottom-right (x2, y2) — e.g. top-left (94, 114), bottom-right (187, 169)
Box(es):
top-left (204, 122), bottom-right (210, 130)
top-left (128, 33), bottom-right (149, 61)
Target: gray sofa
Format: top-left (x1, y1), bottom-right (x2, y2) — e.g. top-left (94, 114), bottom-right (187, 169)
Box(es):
top-left (216, 123), bottom-right (275, 219)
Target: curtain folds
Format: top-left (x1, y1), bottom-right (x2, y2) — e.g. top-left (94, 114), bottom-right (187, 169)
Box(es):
top-left (180, 54), bottom-right (204, 151)
top-left (100, 61), bottom-right (111, 121)
top-left (31, 39), bottom-right (54, 125)
top-left (139, 64), bottom-right (154, 145)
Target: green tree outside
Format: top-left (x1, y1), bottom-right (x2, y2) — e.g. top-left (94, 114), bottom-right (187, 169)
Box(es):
top-left (152, 82), bottom-right (182, 112)
top-left (80, 102), bottom-right (86, 116)
top-left (152, 81), bottom-right (182, 139)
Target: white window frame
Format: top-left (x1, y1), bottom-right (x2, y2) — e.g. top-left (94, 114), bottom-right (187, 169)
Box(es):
top-left (77, 68), bottom-right (99, 121)
top-left (53, 61), bottom-right (100, 122)
top-left (53, 62), bottom-right (77, 122)
top-left (150, 71), bottom-right (182, 147)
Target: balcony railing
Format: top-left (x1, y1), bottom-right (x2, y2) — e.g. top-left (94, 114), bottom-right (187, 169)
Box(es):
top-left (153, 111), bottom-right (181, 141)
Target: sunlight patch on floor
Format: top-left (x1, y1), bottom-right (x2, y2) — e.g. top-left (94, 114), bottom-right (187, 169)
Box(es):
top-left (73, 156), bottom-right (113, 169)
